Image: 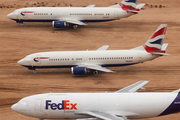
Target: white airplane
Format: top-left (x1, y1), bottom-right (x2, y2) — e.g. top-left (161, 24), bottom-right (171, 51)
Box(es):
top-left (11, 81), bottom-right (180, 120)
top-left (7, 0), bottom-right (145, 29)
top-left (17, 24), bottom-right (170, 75)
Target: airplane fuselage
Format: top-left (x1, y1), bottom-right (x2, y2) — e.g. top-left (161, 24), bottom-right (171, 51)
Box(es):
top-left (18, 50), bottom-right (158, 70)
top-left (8, 7), bottom-right (132, 23)
top-left (12, 92), bottom-right (180, 119)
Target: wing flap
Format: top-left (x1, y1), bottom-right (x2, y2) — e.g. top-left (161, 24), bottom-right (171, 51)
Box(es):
top-left (115, 81), bottom-right (149, 93)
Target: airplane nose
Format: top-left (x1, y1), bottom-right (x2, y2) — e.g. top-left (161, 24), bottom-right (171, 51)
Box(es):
top-left (11, 103), bottom-right (18, 112)
top-left (7, 13), bottom-right (13, 19)
top-left (18, 59), bottom-right (24, 65)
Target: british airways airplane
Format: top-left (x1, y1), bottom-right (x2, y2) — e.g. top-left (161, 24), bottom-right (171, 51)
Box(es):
top-left (11, 81), bottom-right (180, 120)
top-left (18, 24), bottom-right (170, 75)
top-left (7, 0), bottom-right (145, 29)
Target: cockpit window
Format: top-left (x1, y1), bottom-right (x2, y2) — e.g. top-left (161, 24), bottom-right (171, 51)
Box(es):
top-left (25, 57), bottom-right (31, 61)
top-left (18, 101), bottom-right (27, 105)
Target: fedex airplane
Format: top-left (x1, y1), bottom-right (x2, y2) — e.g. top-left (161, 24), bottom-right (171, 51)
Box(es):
top-left (18, 24), bottom-right (170, 75)
top-left (7, 0), bottom-right (145, 29)
top-left (11, 81), bottom-right (180, 120)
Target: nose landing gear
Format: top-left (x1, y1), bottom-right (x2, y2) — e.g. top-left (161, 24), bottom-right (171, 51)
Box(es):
top-left (33, 70), bottom-right (37, 74)
top-left (20, 22), bottom-right (24, 27)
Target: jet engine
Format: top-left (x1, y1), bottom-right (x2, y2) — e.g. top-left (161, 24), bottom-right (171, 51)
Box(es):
top-left (71, 67), bottom-right (87, 75)
top-left (52, 21), bottom-right (66, 28)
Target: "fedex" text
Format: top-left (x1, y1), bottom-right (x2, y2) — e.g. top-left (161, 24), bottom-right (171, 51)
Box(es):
top-left (45, 100), bottom-right (77, 110)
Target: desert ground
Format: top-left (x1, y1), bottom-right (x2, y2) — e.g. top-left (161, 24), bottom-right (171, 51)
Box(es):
top-left (0, 0), bottom-right (180, 120)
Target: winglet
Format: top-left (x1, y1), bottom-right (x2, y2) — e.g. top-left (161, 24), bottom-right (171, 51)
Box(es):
top-left (115, 81), bottom-right (149, 93)
top-left (96, 45), bottom-right (109, 51)
top-left (86, 5), bottom-right (96, 7)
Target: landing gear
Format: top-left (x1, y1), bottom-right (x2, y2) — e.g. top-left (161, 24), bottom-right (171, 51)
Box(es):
top-left (33, 70), bottom-right (37, 74)
top-left (73, 25), bottom-right (78, 29)
top-left (20, 22), bottom-right (24, 27)
top-left (93, 70), bottom-right (98, 75)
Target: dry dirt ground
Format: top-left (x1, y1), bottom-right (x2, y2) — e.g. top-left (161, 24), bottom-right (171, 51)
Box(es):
top-left (0, 0), bottom-right (180, 120)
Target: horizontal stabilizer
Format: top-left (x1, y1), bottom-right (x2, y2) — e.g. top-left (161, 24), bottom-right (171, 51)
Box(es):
top-left (136, 3), bottom-right (145, 9)
top-left (127, 10), bottom-right (139, 13)
top-left (96, 45), bottom-right (109, 51)
top-left (115, 81), bottom-right (149, 93)
top-left (151, 52), bottom-right (170, 56)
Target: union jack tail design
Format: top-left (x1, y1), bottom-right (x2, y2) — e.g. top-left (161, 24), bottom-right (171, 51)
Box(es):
top-left (143, 24), bottom-right (167, 53)
top-left (120, 0), bottom-right (141, 14)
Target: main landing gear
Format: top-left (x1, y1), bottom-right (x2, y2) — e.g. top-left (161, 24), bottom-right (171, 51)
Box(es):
top-left (73, 24), bottom-right (78, 29)
top-left (93, 70), bottom-right (98, 75)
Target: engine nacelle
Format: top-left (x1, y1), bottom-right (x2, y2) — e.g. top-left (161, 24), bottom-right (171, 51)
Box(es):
top-left (71, 67), bottom-right (87, 75)
top-left (52, 21), bottom-right (66, 28)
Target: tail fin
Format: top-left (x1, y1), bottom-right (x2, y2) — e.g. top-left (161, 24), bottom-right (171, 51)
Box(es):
top-left (119, 0), bottom-right (144, 14)
top-left (143, 24), bottom-right (170, 56)
top-left (108, 0), bottom-right (145, 11)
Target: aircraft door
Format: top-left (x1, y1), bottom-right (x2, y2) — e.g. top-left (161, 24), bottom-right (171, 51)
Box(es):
top-left (138, 53), bottom-right (143, 63)
top-left (114, 10), bottom-right (118, 19)
top-left (55, 13), bottom-right (65, 18)
top-left (35, 99), bottom-right (42, 110)
top-left (34, 98), bottom-right (44, 117)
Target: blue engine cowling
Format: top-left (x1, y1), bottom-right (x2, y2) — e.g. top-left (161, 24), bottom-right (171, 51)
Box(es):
top-left (71, 67), bottom-right (87, 75)
top-left (52, 21), bottom-right (66, 28)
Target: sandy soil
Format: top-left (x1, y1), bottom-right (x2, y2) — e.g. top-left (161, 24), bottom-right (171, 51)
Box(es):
top-left (0, 0), bottom-right (180, 120)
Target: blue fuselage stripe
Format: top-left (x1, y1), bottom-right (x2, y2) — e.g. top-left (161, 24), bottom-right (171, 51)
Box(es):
top-left (12, 19), bottom-right (116, 23)
top-left (22, 63), bottom-right (137, 70)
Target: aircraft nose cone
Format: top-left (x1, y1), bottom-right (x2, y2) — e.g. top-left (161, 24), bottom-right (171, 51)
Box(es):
top-left (7, 13), bottom-right (13, 19)
top-left (18, 59), bottom-right (24, 65)
top-left (11, 103), bottom-right (18, 112)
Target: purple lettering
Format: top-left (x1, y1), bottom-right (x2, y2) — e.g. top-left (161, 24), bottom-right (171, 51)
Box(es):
top-left (45, 100), bottom-right (51, 110)
top-left (51, 103), bottom-right (57, 110)
top-left (45, 100), bottom-right (77, 110)
top-left (57, 100), bottom-right (64, 110)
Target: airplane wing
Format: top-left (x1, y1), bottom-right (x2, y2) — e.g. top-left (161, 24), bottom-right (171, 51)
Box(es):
top-left (86, 5), bottom-right (96, 7)
top-left (77, 111), bottom-right (128, 120)
top-left (77, 63), bottom-right (115, 73)
top-left (96, 45), bottom-right (109, 51)
top-left (58, 18), bottom-right (86, 25)
top-left (65, 19), bottom-right (86, 25)
top-left (115, 81), bottom-right (149, 93)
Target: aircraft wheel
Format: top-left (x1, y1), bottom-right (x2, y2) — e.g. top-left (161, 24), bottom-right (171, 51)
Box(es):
top-left (20, 23), bottom-right (24, 27)
top-left (73, 25), bottom-right (78, 29)
top-left (33, 70), bottom-right (37, 74)
top-left (93, 71), bottom-right (98, 75)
